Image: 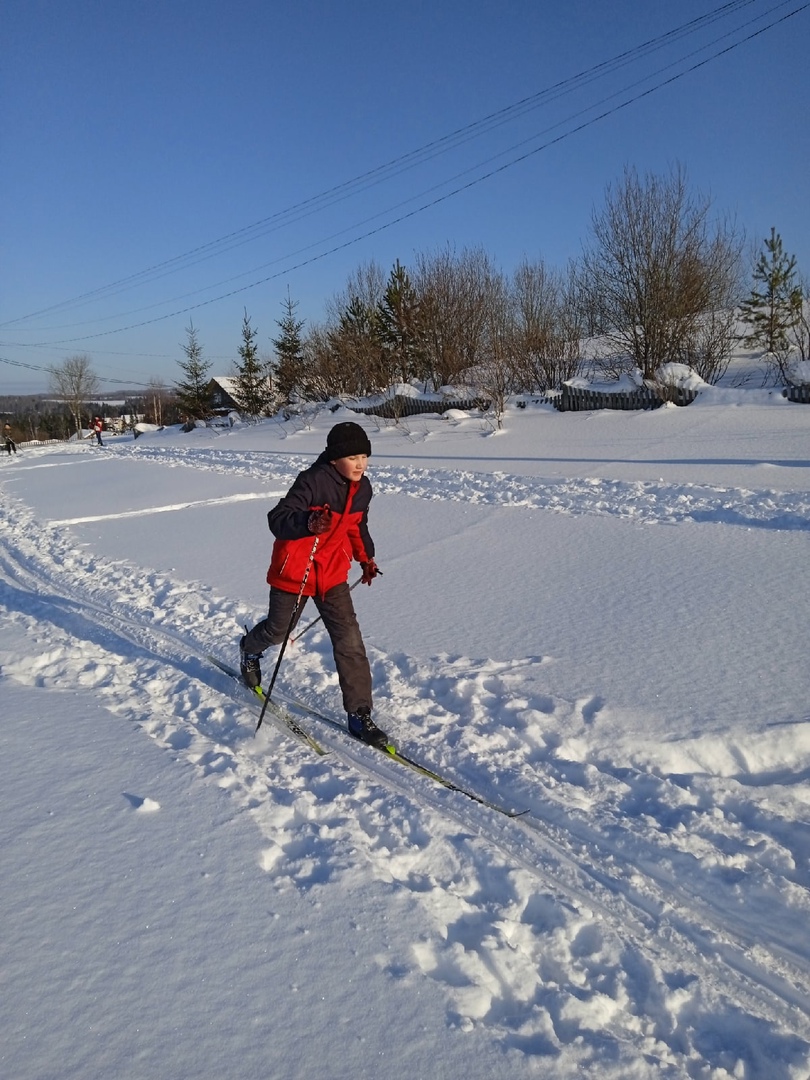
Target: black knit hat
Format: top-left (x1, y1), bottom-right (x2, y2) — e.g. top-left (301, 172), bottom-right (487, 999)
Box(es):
top-left (326, 421), bottom-right (372, 459)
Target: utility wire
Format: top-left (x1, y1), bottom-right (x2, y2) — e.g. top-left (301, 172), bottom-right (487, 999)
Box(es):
top-left (9, 0), bottom-right (795, 338)
top-left (9, 0), bottom-right (807, 350)
top-left (0, 354), bottom-right (156, 388)
top-left (1, 0), bottom-right (776, 329)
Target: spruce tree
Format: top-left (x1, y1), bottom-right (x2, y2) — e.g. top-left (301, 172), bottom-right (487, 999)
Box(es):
top-left (376, 260), bottom-right (425, 385)
top-left (175, 322), bottom-right (212, 420)
top-left (331, 295), bottom-right (385, 394)
top-left (741, 228), bottom-right (803, 354)
top-left (271, 289), bottom-right (306, 404)
top-left (232, 309), bottom-right (273, 420)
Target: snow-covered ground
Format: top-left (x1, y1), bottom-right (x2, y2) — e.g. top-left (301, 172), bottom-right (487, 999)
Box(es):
top-left (1, 393), bottom-right (808, 1080)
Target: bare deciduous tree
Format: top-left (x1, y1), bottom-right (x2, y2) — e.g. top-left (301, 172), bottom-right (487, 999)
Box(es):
top-left (326, 260), bottom-right (386, 327)
top-left (321, 262), bottom-right (387, 396)
top-left (327, 296), bottom-right (385, 396)
top-left (673, 306), bottom-right (740, 385)
top-left (511, 259), bottom-right (582, 391)
top-left (301, 324), bottom-right (350, 401)
top-left (580, 165), bottom-right (744, 381)
top-left (48, 354), bottom-right (100, 437)
top-left (145, 378), bottom-right (173, 427)
top-left (787, 280), bottom-right (810, 365)
top-left (413, 246), bottom-right (495, 389)
top-left (476, 268), bottom-right (518, 426)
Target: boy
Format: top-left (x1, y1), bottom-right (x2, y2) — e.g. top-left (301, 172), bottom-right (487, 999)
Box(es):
top-left (240, 421), bottom-right (388, 747)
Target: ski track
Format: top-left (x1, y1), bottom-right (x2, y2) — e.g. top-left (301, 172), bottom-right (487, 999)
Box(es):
top-left (2, 446), bottom-right (809, 1077)
top-left (115, 442), bottom-right (810, 531)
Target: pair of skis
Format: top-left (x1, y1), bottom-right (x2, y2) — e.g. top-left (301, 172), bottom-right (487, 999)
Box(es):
top-left (207, 655), bottom-right (525, 819)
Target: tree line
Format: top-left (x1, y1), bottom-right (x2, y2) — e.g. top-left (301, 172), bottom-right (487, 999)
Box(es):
top-left (186, 166), bottom-right (807, 420)
top-left (19, 165), bottom-right (807, 436)
top-left (0, 359), bottom-right (183, 442)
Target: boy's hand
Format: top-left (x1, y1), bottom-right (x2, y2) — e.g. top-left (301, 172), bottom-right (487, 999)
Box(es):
top-left (308, 504), bottom-right (332, 534)
top-left (360, 560), bottom-right (381, 585)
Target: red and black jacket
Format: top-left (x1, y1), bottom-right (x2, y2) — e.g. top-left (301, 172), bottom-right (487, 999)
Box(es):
top-left (266, 453), bottom-right (374, 598)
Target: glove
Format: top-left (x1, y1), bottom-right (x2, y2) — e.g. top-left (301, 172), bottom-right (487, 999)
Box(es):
top-left (307, 504), bottom-right (333, 535)
top-left (360, 559), bottom-right (381, 585)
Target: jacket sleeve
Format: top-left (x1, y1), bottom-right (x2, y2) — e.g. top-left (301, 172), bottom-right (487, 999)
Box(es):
top-left (356, 508), bottom-right (374, 560)
top-left (267, 470), bottom-right (319, 540)
top-left (350, 482), bottom-right (375, 560)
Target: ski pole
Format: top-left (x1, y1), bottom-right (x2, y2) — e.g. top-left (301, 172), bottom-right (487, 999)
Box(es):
top-left (256, 536), bottom-right (319, 733)
top-left (290, 575), bottom-right (365, 643)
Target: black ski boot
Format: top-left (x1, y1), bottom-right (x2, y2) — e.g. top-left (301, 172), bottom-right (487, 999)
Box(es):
top-left (347, 707), bottom-right (389, 748)
top-left (239, 636), bottom-right (263, 690)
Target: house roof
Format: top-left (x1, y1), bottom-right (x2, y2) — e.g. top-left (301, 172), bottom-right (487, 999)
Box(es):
top-left (210, 376), bottom-right (240, 395)
top-left (210, 376), bottom-right (272, 394)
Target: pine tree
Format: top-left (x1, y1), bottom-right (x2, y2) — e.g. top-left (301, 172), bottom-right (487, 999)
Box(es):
top-left (175, 322), bottom-right (212, 420)
top-left (232, 310), bottom-right (273, 420)
top-left (330, 295), bottom-right (385, 395)
top-left (741, 228), bottom-right (803, 354)
top-left (376, 260), bottom-right (425, 385)
top-left (271, 289), bottom-right (306, 404)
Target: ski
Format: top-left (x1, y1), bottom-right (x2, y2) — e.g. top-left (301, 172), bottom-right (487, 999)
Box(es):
top-left (278, 691), bottom-right (528, 819)
top-left (207, 655), bottom-right (328, 756)
top-left (389, 745), bottom-right (527, 818)
top-left (206, 655), bottom-right (525, 817)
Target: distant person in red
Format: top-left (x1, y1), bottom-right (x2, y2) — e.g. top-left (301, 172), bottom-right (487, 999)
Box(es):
top-left (91, 417), bottom-right (104, 446)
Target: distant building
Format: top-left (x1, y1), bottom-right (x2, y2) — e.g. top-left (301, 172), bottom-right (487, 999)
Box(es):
top-left (207, 376), bottom-right (274, 416)
top-left (207, 377), bottom-right (241, 414)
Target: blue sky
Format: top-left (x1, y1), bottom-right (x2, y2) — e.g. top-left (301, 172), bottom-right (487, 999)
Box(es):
top-left (2, 0), bottom-right (809, 394)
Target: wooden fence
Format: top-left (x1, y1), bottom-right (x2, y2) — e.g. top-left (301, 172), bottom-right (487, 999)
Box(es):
top-left (784, 384), bottom-right (810, 403)
top-left (556, 384), bottom-right (700, 412)
top-left (347, 394), bottom-right (491, 419)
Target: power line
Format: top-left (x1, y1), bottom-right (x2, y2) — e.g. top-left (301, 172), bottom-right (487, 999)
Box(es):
top-left (1, 0), bottom-right (777, 331)
top-left (0, 355), bottom-right (157, 388)
top-left (16, 0), bottom-right (794, 338)
top-left (10, 0), bottom-right (808, 350)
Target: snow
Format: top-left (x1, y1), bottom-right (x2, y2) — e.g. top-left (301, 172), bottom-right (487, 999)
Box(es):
top-left (655, 362), bottom-right (709, 389)
top-left (789, 359), bottom-right (810, 387)
top-left (1, 397), bottom-right (809, 1080)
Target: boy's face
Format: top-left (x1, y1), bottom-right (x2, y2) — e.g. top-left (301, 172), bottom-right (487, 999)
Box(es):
top-left (332, 454), bottom-right (368, 481)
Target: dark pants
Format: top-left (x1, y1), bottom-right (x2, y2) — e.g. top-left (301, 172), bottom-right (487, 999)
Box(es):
top-left (244, 582), bottom-right (372, 715)
top-left (4, 438), bottom-right (16, 454)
